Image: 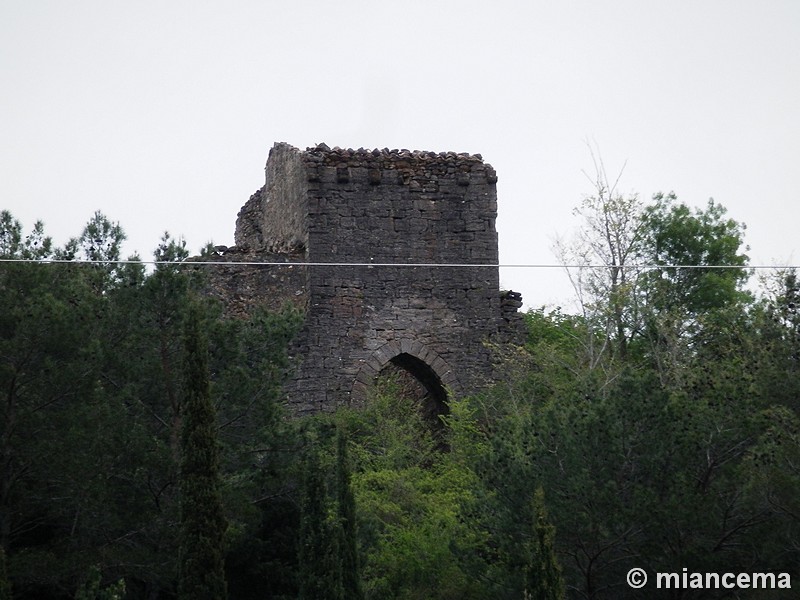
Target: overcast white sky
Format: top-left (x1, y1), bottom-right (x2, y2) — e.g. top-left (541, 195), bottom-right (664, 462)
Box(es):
top-left (2, 1), bottom-right (799, 308)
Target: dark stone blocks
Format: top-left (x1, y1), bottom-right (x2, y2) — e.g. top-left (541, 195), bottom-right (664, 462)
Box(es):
top-left (210, 142), bottom-right (523, 415)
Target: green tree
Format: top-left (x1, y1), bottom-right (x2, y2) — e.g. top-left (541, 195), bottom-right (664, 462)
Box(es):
top-left (640, 193), bottom-right (749, 316)
top-left (74, 566), bottom-right (125, 600)
top-left (83, 233), bottom-right (196, 595)
top-left (749, 268), bottom-right (800, 413)
top-left (0, 214), bottom-right (137, 592)
top-left (554, 151), bottom-right (643, 364)
top-left (741, 405), bottom-right (800, 576)
top-left (0, 210), bottom-right (52, 259)
top-left (0, 546), bottom-right (10, 600)
top-left (461, 299), bottom-right (791, 599)
top-left (340, 380), bottom-right (489, 600)
top-left (57, 211), bottom-right (127, 293)
top-left (147, 233), bottom-right (192, 461)
top-left (298, 434), bottom-right (343, 600)
top-left (524, 488), bottom-right (565, 600)
top-left (336, 428), bottom-right (364, 600)
top-left (1, 213), bottom-right (304, 597)
top-left (98, 234), bottom-right (302, 598)
top-left (178, 301), bottom-right (228, 600)
top-left (206, 304), bottom-right (303, 600)
top-left (558, 156), bottom-right (751, 376)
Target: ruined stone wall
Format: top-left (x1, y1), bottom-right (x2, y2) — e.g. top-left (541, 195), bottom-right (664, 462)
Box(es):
top-left (235, 143), bottom-right (309, 254)
top-left (199, 250), bottom-right (308, 317)
top-left (289, 144), bottom-right (501, 412)
top-left (208, 142), bottom-right (521, 415)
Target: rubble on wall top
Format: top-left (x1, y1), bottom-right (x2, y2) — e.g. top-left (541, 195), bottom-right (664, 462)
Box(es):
top-left (306, 142), bottom-right (483, 162)
top-left (274, 141), bottom-right (487, 167)
top-left (269, 141), bottom-right (497, 184)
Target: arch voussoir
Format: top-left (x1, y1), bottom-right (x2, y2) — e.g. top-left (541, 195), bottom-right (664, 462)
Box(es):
top-left (351, 338), bottom-right (461, 403)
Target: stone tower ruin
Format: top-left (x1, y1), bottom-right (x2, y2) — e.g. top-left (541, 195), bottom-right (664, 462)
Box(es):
top-left (206, 142), bottom-right (523, 415)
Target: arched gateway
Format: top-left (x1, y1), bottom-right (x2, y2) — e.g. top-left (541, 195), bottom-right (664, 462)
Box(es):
top-left (205, 142), bottom-right (524, 415)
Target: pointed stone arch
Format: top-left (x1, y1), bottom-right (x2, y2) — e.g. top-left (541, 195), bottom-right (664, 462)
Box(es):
top-left (351, 339), bottom-right (461, 407)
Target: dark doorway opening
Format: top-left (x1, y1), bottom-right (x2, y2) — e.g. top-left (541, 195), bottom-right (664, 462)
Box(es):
top-left (376, 353), bottom-right (449, 429)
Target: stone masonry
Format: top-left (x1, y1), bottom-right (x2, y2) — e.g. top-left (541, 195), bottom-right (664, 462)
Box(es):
top-left (206, 142), bottom-right (523, 415)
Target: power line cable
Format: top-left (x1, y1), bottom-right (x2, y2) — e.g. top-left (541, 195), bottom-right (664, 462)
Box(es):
top-left (0, 258), bottom-right (792, 270)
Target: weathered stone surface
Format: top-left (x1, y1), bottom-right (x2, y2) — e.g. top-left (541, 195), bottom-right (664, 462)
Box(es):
top-left (206, 142), bottom-right (523, 415)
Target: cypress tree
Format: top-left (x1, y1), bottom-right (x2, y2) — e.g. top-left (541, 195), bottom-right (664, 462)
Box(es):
top-left (298, 437), bottom-right (342, 600)
top-left (524, 487), bottom-right (565, 600)
top-left (178, 302), bottom-right (228, 600)
top-left (336, 428), bottom-right (364, 600)
top-left (0, 546), bottom-right (10, 600)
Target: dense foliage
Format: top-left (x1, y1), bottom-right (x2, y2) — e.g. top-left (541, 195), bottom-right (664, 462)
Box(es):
top-left (178, 302), bottom-right (227, 600)
top-left (0, 212), bottom-right (303, 598)
top-left (1, 193), bottom-right (798, 599)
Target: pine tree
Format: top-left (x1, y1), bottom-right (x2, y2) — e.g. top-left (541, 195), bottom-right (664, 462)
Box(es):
top-left (336, 428), bottom-right (364, 600)
top-left (178, 302), bottom-right (228, 600)
top-left (524, 487), bottom-right (565, 600)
